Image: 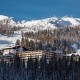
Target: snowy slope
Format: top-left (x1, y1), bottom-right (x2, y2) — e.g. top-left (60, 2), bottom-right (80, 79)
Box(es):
top-left (0, 15), bottom-right (8, 20)
top-left (16, 16), bottom-right (80, 31)
top-left (0, 15), bottom-right (80, 50)
top-left (0, 31), bottom-right (21, 50)
top-left (16, 17), bottom-right (58, 30)
top-left (0, 31), bottom-right (38, 50)
top-left (57, 16), bottom-right (80, 26)
top-left (0, 15), bottom-right (80, 31)
top-left (0, 15), bottom-right (16, 27)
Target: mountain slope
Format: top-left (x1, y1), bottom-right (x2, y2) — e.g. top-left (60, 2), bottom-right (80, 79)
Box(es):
top-left (0, 15), bottom-right (80, 50)
top-left (16, 16), bottom-right (80, 31)
top-left (58, 16), bottom-right (80, 26)
top-left (0, 15), bottom-right (80, 31)
top-left (0, 15), bottom-right (16, 27)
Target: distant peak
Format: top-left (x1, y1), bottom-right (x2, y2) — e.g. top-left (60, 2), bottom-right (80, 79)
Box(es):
top-left (0, 15), bottom-right (80, 30)
top-left (0, 15), bottom-right (8, 20)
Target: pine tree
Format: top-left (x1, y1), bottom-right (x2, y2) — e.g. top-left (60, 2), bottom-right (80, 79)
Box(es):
top-left (16, 39), bottom-right (20, 46)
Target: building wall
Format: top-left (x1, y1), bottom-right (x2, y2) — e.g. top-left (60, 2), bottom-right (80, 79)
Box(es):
top-left (17, 50), bottom-right (54, 60)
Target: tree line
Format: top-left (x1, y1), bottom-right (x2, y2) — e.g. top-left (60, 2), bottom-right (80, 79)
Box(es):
top-left (16, 26), bottom-right (80, 54)
top-left (0, 54), bottom-right (80, 80)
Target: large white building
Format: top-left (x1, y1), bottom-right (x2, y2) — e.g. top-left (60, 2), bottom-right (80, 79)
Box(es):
top-left (16, 50), bottom-right (54, 61)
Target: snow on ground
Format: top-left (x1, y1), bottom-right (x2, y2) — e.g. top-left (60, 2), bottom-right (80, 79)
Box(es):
top-left (16, 17), bottom-right (58, 31)
top-left (16, 16), bottom-right (80, 30)
top-left (0, 15), bottom-right (16, 27)
top-left (0, 15), bottom-right (8, 20)
top-left (0, 30), bottom-right (39, 50)
top-left (0, 15), bottom-right (80, 32)
top-left (56, 16), bottom-right (80, 27)
top-left (66, 53), bottom-right (80, 56)
top-left (0, 31), bottom-right (22, 50)
top-left (0, 15), bottom-right (80, 50)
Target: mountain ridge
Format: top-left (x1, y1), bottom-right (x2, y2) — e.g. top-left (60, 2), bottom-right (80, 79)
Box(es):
top-left (0, 15), bottom-right (80, 50)
top-left (0, 15), bottom-right (80, 31)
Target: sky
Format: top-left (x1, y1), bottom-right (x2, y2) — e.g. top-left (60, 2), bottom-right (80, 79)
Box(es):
top-left (0, 0), bottom-right (80, 21)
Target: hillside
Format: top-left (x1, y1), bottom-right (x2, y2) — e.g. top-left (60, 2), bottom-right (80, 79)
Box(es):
top-left (0, 15), bottom-right (80, 50)
top-left (0, 15), bottom-right (80, 31)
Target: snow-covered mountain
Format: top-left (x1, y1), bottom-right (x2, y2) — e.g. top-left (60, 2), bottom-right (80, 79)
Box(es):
top-left (0, 15), bottom-right (16, 27)
top-left (0, 15), bottom-right (80, 50)
top-left (16, 16), bottom-right (80, 31)
top-left (16, 17), bottom-right (58, 31)
top-left (0, 15), bottom-right (80, 31)
top-left (57, 16), bottom-right (80, 27)
top-left (0, 15), bottom-right (9, 20)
